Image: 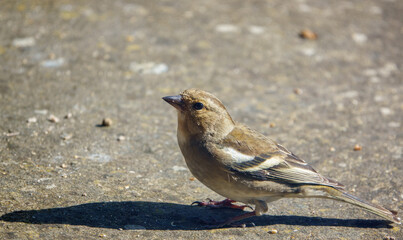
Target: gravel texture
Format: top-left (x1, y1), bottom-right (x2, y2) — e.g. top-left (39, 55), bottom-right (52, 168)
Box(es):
top-left (0, 0), bottom-right (402, 239)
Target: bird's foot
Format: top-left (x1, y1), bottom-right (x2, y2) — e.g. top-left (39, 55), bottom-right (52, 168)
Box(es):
top-left (191, 198), bottom-right (253, 211)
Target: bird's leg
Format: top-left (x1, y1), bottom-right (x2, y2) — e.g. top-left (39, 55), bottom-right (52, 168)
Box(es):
top-left (213, 200), bottom-right (268, 228)
top-left (192, 198), bottom-right (253, 211)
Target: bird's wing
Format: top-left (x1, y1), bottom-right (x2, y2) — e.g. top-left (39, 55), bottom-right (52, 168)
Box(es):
top-left (219, 124), bottom-right (344, 189)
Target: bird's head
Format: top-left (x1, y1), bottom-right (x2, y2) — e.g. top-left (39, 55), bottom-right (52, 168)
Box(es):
top-left (163, 89), bottom-right (235, 138)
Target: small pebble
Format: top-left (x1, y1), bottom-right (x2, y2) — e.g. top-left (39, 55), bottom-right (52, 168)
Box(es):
top-left (172, 166), bottom-right (187, 171)
top-left (151, 64), bottom-right (169, 74)
top-left (27, 117), bottom-right (37, 123)
top-left (12, 37), bottom-right (36, 48)
top-left (61, 133), bottom-right (73, 140)
top-left (189, 177), bottom-right (195, 181)
top-left (88, 153), bottom-right (112, 163)
top-left (339, 90), bottom-right (358, 99)
top-left (370, 6), bottom-right (382, 14)
top-left (129, 62), bottom-right (168, 74)
top-left (352, 33), bottom-right (367, 44)
top-left (82, 193), bottom-right (87, 196)
top-left (61, 163), bottom-right (68, 168)
top-left (117, 135), bottom-right (126, 141)
top-left (363, 69), bottom-right (377, 77)
top-left (34, 109), bottom-right (48, 115)
top-left (5, 132), bottom-right (20, 137)
top-left (299, 4), bottom-right (311, 12)
top-left (269, 122), bottom-right (276, 128)
top-left (64, 113), bottom-right (72, 119)
top-left (380, 107), bottom-right (392, 116)
top-left (102, 118), bottom-right (112, 127)
top-left (45, 184), bottom-right (56, 189)
top-left (330, 147), bottom-right (336, 152)
top-left (353, 144), bottom-right (362, 151)
top-left (126, 35), bottom-right (135, 42)
top-left (388, 122), bottom-right (400, 128)
top-left (268, 229), bottom-right (278, 234)
top-left (41, 58), bottom-right (65, 68)
top-left (293, 88), bottom-right (303, 95)
top-left (248, 25), bottom-right (265, 35)
top-left (300, 48), bottom-right (316, 56)
top-left (379, 63), bottom-right (397, 77)
top-left (215, 24), bottom-right (239, 33)
top-left (299, 29), bottom-right (317, 40)
top-left (48, 115), bottom-right (60, 123)
top-left (99, 233), bottom-right (107, 238)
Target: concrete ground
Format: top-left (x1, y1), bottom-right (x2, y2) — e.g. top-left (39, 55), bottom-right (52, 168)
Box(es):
top-left (0, 0), bottom-right (402, 239)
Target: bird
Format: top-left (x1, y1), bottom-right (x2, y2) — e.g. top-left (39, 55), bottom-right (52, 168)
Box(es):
top-left (162, 88), bottom-right (401, 227)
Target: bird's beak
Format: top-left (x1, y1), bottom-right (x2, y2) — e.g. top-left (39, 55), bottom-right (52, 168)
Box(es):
top-left (162, 95), bottom-right (184, 111)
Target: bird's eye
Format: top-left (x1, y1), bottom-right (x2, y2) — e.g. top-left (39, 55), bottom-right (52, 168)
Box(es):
top-left (193, 102), bottom-right (204, 110)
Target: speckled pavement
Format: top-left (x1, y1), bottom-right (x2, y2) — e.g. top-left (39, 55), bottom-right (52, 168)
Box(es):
top-left (0, 0), bottom-right (402, 239)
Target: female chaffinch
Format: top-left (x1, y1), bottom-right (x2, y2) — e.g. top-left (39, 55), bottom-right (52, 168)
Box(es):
top-left (163, 89), bottom-right (400, 227)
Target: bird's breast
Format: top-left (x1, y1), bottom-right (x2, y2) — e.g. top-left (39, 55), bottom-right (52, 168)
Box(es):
top-left (177, 134), bottom-right (266, 202)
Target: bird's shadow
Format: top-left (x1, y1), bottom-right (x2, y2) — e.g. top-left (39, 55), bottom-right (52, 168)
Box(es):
top-left (0, 201), bottom-right (392, 230)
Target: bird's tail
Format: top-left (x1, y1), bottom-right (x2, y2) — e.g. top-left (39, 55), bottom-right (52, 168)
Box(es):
top-left (301, 185), bottom-right (401, 224)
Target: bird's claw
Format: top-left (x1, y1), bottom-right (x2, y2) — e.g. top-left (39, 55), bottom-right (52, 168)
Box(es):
top-left (191, 198), bottom-right (211, 206)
